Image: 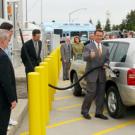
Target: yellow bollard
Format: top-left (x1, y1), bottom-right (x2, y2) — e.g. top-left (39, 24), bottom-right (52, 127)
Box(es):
top-left (55, 48), bottom-right (60, 75)
top-left (57, 47), bottom-right (62, 74)
top-left (28, 72), bottom-right (45, 135)
top-left (47, 55), bottom-right (58, 85)
top-left (40, 62), bottom-right (50, 124)
top-left (35, 66), bottom-right (47, 128)
top-left (45, 56), bottom-right (57, 99)
top-left (43, 58), bottom-right (53, 110)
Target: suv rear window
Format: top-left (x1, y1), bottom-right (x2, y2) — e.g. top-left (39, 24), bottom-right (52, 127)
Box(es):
top-left (102, 42), bottom-right (114, 52)
top-left (102, 41), bottom-right (118, 61)
top-left (112, 42), bottom-right (129, 62)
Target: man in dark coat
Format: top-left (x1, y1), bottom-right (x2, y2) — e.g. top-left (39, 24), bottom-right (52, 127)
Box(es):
top-left (0, 29), bottom-right (17, 135)
top-left (21, 29), bottom-right (42, 74)
top-left (84, 33), bottom-right (95, 46)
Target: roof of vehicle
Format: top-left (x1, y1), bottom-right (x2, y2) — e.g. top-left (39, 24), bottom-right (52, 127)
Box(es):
top-left (42, 22), bottom-right (96, 32)
top-left (103, 38), bottom-right (135, 44)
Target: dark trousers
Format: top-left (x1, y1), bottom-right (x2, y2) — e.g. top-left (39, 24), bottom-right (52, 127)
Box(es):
top-left (62, 61), bottom-right (71, 80)
top-left (81, 79), bottom-right (105, 115)
top-left (0, 107), bottom-right (11, 135)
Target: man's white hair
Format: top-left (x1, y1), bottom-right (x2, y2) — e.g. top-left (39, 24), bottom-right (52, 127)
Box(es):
top-left (0, 29), bottom-right (9, 40)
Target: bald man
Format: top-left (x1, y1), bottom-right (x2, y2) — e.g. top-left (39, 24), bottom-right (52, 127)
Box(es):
top-left (60, 37), bottom-right (72, 80)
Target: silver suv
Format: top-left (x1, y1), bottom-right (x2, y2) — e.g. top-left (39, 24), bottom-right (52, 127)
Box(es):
top-left (69, 38), bottom-right (135, 118)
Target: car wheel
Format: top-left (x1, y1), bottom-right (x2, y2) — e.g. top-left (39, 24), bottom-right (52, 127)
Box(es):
top-left (72, 73), bottom-right (82, 96)
top-left (106, 86), bottom-right (126, 118)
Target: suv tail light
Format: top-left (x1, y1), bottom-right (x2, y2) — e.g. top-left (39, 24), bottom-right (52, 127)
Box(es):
top-left (127, 69), bottom-right (135, 85)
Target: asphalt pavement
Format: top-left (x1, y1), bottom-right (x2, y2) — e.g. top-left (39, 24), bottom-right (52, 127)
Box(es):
top-left (16, 80), bottom-right (135, 135)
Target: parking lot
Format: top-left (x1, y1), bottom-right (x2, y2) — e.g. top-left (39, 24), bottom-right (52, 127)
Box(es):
top-left (47, 80), bottom-right (135, 135)
top-left (16, 79), bottom-right (135, 135)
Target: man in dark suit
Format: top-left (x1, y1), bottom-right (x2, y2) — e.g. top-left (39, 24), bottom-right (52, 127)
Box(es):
top-left (21, 29), bottom-right (42, 74)
top-left (84, 33), bottom-right (95, 46)
top-left (81, 29), bottom-right (109, 120)
top-left (0, 29), bottom-right (17, 135)
top-left (0, 22), bottom-right (18, 127)
top-left (60, 37), bottom-right (72, 80)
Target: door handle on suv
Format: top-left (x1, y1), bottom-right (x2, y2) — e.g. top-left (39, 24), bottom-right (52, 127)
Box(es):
top-left (113, 69), bottom-right (120, 77)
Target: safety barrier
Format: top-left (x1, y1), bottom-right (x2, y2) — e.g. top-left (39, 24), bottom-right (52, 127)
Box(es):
top-left (20, 47), bottom-right (62, 135)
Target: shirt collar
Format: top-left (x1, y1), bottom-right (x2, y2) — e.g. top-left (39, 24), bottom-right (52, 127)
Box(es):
top-left (94, 41), bottom-right (102, 48)
top-left (32, 40), bottom-right (37, 43)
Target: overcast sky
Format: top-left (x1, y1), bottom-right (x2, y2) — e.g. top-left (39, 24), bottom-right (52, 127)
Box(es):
top-left (24, 0), bottom-right (135, 26)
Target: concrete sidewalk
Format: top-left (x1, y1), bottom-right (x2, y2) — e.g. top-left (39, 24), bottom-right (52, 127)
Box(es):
top-left (7, 65), bottom-right (28, 135)
top-left (7, 99), bottom-right (28, 135)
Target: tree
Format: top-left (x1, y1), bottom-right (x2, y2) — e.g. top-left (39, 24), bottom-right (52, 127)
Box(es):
top-left (96, 20), bottom-right (102, 29)
top-left (112, 25), bottom-right (118, 30)
top-left (125, 10), bottom-right (135, 30)
top-left (118, 10), bottom-right (135, 31)
top-left (104, 18), bottom-right (111, 31)
top-left (112, 24), bottom-right (120, 30)
top-left (119, 19), bottom-right (127, 31)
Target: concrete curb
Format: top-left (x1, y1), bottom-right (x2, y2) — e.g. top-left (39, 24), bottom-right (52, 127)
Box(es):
top-left (7, 99), bottom-right (28, 135)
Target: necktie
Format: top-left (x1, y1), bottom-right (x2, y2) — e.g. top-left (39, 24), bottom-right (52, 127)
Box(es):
top-left (97, 43), bottom-right (102, 58)
top-left (35, 42), bottom-right (39, 57)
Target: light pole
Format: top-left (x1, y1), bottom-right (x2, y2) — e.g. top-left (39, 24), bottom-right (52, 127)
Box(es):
top-left (41, 0), bottom-right (43, 23)
top-left (68, 8), bottom-right (87, 23)
top-left (26, 0), bottom-right (27, 22)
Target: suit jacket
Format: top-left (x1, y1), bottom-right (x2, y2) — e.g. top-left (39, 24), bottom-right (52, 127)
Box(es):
top-left (60, 43), bottom-right (72, 62)
top-left (0, 48), bottom-right (17, 109)
top-left (83, 41), bottom-right (109, 83)
top-left (21, 39), bottom-right (42, 73)
top-left (84, 39), bottom-right (94, 46)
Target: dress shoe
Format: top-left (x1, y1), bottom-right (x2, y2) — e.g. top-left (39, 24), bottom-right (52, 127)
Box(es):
top-left (95, 114), bottom-right (108, 120)
top-left (81, 112), bottom-right (91, 119)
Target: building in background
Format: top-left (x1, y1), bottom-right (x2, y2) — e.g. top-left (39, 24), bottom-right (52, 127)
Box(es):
top-left (0, 0), bottom-right (4, 18)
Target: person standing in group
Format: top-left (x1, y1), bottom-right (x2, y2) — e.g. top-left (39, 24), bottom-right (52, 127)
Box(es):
top-left (81, 29), bottom-right (109, 120)
top-left (84, 33), bottom-right (95, 46)
top-left (0, 22), bottom-right (18, 128)
top-left (60, 37), bottom-right (72, 80)
top-left (21, 29), bottom-right (42, 74)
top-left (72, 36), bottom-right (84, 60)
top-left (0, 29), bottom-right (17, 135)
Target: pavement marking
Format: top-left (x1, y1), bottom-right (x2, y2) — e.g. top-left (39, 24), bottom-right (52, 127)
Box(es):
top-left (57, 104), bottom-right (81, 111)
top-left (92, 120), bottom-right (135, 135)
top-left (47, 117), bottom-right (84, 129)
top-left (54, 95), bottom-right (74, 101)
top-left (47, 112), bottom-right (100, 129)
top-left (20, 131), bottom-right (28, 135)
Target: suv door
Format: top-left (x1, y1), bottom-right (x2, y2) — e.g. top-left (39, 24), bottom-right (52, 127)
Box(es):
top-left (111, 42), bottom-right (129, 85)
top-left (103, 41), bottom-right (129, 118)
top-left (102, 41), bottom-right (118, 79)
